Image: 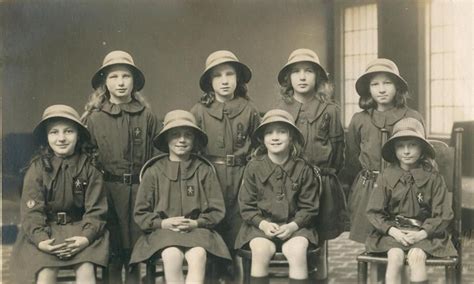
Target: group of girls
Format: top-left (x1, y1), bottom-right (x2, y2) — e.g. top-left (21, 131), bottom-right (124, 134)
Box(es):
top-left (10, 47), bottom-right (456, 284)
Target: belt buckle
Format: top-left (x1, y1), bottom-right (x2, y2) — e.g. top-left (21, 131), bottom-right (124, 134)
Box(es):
top-left (226, 155), bottom-right (235, 166)
top-left (123, 173), bottom-right (132, 185)
top-left (57, 212), bottom-right (67, 225)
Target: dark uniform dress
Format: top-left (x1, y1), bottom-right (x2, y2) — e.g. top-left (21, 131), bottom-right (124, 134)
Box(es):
top-left (276, 96), bottom-right (345, 240)
top-left (191, 96), bottom-right (260, 249)
top-left (235, 155), bottom-right (320, 249)
top-left (84, 99), bottom-right (160, 253)
top-left (341, 107), bottom-right (424, 243)
top-left (10, 154), bottom-right (109, 284)
top-left (366, 165), bottom-right (457, 257)
top-left (130, 156), bottom-right (231, 264)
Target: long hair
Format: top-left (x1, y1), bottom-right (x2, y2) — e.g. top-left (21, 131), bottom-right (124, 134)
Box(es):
top-left (358, 73), bottom-right (409, 110)
top-left (251, 127), bottom-right (303, 160)
top-left (198, 64), bottom-right (250, 107)
top-left (279, 66), bottom-right (335, 104)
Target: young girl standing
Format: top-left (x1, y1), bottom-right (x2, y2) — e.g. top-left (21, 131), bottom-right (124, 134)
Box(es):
top-left (276, 48), bottom-right (346, 280)
top-left (82, 50), bottom-right (160, 283)
top-left (366, 117), bottom-right (457, 284)
top-left (130, 110), bottom-right (231, 283)
top-left (191, 50), bottom-right (260, 280)
top-left (342, 58), bottom-right (424, 243)
top-left (10, 105), bottom-right (109, 284)
top-left (235, 109), bottom-right (320, 284)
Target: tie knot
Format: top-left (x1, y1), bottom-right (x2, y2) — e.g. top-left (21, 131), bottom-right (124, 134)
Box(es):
top-left (401, 172), bottom-right (414, 185)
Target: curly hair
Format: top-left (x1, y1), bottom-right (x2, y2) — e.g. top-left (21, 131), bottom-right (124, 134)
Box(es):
top-left (279, 66), bottom-right (334, 104)
top-left (358, 73), bottom-right (409, 110)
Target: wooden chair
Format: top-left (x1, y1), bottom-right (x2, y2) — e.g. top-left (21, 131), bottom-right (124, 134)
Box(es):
top-left (237, 246), bottom-right (322, 284)
top-left (57, 265), bottom-right (109, 283)
top-left (356, 128), bottom-right (464, 284)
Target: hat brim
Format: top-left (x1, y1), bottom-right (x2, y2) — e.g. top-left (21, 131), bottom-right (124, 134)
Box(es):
top-left (382, 133), bottom-right (435, 163)
top-left (355, 71), bottom-right (408, 97)
top-left (91, 63), bottom-right (145, 91)
top-left (252, 119), bottom-right (305, 148)
top-left (153, 124), bottom-right (208, 153)
top-left (278, 61), bottom-right (328, 86)
top-left (33, 117), bottom-right (91, 146)
top-left (199, 61), bottom-right (252, 92)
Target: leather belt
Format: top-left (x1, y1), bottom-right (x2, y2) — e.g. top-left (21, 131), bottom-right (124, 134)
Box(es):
top-left (104, 172), bottom-right (140, 185)
top-left (47, 212), bottom-right (81, 225)
top-left (361, 169), bottom-right (380, 185)
top-left (206, 154), bottom-right (247, 167)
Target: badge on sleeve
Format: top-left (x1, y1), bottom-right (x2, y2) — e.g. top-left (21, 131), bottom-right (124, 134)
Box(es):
top-left (26, 200), bottom-right (36, 208)
top-left (186, 186), bottom-right (195, 196)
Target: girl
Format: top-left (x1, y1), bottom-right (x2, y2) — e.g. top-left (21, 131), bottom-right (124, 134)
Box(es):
top-left (10, 105), bottom-right (109, 284)
top-left (130, 110), bottom-right (231, 283)
top-left (82, 50), bottom-right (160, 283)
top-left (276, 48), bottom-right (346, 280)
top-left (235, 109), bottom-right (320, 284)
top-left (342, 58), bottom-right (425, 243)
top-left (366, 117), bottom-right (457, 284)
top-left (191, 50), bottom-right (260, 279)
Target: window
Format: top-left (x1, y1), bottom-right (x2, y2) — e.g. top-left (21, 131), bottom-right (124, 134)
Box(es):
top-left (427, 0), bottom-right (474, 136)
top-left (342, 3), bottom-right (378, 128)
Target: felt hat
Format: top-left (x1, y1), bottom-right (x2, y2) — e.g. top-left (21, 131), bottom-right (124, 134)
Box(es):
top-left (355, 58), bottom-right (408, 96)
top-left (91, 50), bottom-right (145, 91)
top-left (252, 109), bottom-right (305, 147)
top-left (382, 117), bottom-right (435, 163)
top-left (278, 48), bottom-right (328, 85)
top-left (33, 104), bottom-right (90, 146)
top-left (153, 110), bottom-right (208, 152)
top-left (199, 50), bottom-right (252, 92)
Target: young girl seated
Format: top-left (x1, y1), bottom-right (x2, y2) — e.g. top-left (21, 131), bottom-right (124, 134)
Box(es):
top-left (130, 110), bottom-right (231, 284)
top-left (235, 109), bottom-right (320, 284)
top-left (10, 105), bottom-right (109, 284)
top-left (366, 117), bottom-right (457, 284)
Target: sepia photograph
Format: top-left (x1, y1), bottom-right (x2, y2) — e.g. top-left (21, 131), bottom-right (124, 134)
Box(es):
top-left (1, 0), bottom-right (473, 283)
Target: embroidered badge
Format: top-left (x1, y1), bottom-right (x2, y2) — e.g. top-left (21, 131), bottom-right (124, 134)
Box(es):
top-left (292, 182), bottom-right (299, 191)
top-left (417, 192), bottom-right (424, 203)
top-left (26, 200), bottom-right (35, 208)
top-left (235, 123), bottom-right (246, 148)
top-left (186, 186), bottom-right (195, 196)
top-left (318, 113), bottom-right (331, 137)
top-left (133, 127), bottom-right (143, 145)
top-left (73, 178), bottom-right (87, 194)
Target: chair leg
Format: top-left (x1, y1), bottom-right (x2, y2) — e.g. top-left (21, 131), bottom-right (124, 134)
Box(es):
top-left (446, 265), bottom-right (456, 284)
top-left (241, 256), bottom-right (252, 284)
top-left (357, 261), bottom-right (368, 284)
top-left (314, 241), bottom-right (328, 280)
top-left (101, 266), bottom-right (109, 284)
top-left (145, 259), bottom-right (156, 284)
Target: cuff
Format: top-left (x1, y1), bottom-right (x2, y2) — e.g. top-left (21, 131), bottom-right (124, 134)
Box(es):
top-left (32, 232), bottom-right (50, 246)
top-left (250, 215), bottom-right (265, 227)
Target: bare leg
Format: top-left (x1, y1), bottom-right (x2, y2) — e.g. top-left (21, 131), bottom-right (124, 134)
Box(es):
top-left (184, 247), bottom-right (207, 284)
top-left (282, 236), bottom-right (309, 280)
top-left (37, 267), bottom-right (59, 284)
top-left (249, 238), bottom-right (276, 277)
top-left (75, 262), bottom-right (96, 284)
top-left (407, 248), bottom-right (427, 282)
top-left (162, 247), bottom-right (185, 283)
top-left (386, 248), bottom-right (404, 284)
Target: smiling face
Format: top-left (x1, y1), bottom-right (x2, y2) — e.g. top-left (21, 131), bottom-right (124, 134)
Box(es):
top-left (394, 138), bottom-right (423, 171)
top-left (105, 65), bottom-right (134, 104)
top-left (46, 119), bottom-right (79, 158)
top-left (166, 127), bottom-right (195, 161)
top-left (289, 62), bottom-right (317, 96)
top-left (210, 63), bottom-right (237, 102)
top-left (263, 122), bottom-right (292, 158)
top-left (369, 73), bottom-right (397, 110)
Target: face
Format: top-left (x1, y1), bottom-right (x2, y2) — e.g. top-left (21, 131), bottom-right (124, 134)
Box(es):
top-left (47, 119), bottom-right (79, 158)
top-left (263, 122), bottom-right (292, 157)
top-left (166, 127), bottom-right (195, 161)
top-left (394, 138), bottom-right (423, 170)
top-left (105, 65), bottom-right (134, 102)
top-left (369, 73), bottom-right (397, 108)
top-left (290, 62), bottom-right (317, 96)
top-left (210, 63), bottom-right (237, 101)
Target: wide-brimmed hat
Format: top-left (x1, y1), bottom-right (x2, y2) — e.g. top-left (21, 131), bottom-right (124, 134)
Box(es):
top-left (278, 48), bottom-right (329, 86)
top-left (252, 109), bottom-right (305, 147)
top-left (355, 58), bottom-right (408, 96)
top-left (33, 104), bottom-right (91, 146)
top-left (153, 110), bottom-right (208, 152)
top-left (91, 50), bottom-right (145, 91)
top-left (382, 117), bottom-right (435, 163)
top-left (199, 50), bottom-right (252, 92)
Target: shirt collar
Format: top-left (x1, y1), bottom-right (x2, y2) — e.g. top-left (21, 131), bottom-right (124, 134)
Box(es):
top-left (282, 96), bottom-right (329, 124)
top-left (385, 164), bottom-right (431, 188)
top-left (369, 106), bottom-right (409, 129)
top-left (204, 96), bottom-right (249, 120)
top-left (155, 156), bottom-right (203, 181)
top-left (255, 155), bottom-right (303, 183)
top-left (101, 98), bottom-right (145, 115)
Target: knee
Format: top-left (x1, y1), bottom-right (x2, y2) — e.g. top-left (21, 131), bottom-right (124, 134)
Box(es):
top-left (250, 238), bottom-right (276, 260)
top-left (186, 247), bottom-right (207, 263)
top-left (282, 237), bottom-right (309, 260)
top-left (161, 247), bottom-right (184, 262)
top-left (407, 248), bottom-right (427, 267)
top-left (387, 248), bottom-right (405, 266)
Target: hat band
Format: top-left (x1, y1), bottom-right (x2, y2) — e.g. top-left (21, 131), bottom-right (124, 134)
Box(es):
top-left (207, 55), bottom-right (237, 67)
top-left (163, 116), bottom-right (196, 128)
top-left (366, 62), bottom-right (398, 74)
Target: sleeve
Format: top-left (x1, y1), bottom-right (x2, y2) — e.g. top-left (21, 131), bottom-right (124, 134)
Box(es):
top-left (196, 166), bottom-right (226, 228)
top-left (420, 174), bottom-right (453, 237)
top-left (366, 175), bottom-right (392, 234)
top-left (339, 114), bottom-right (362, 186)
top-left (292, 166), bottom-right (320, 228)
top-left (329, 105), bottom-right (345, 172)
top-left (238, 164), bottom-right (266, 227)
top-left (190, 104), bottom-right (202, 128)
top-left (21, 162), bottom-right (51, 246)
top-left (147, 110), bottom-right (162, 156)
top-left (134, 168), bottom-right (162, 232)
top-left (80, 163), bottom-right (107, 242)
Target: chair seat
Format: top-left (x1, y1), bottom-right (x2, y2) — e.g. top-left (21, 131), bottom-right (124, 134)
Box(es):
top-left (357, 252), bottom-right (458, 266)
top-left (237, 246), bottom-right (321, 261)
